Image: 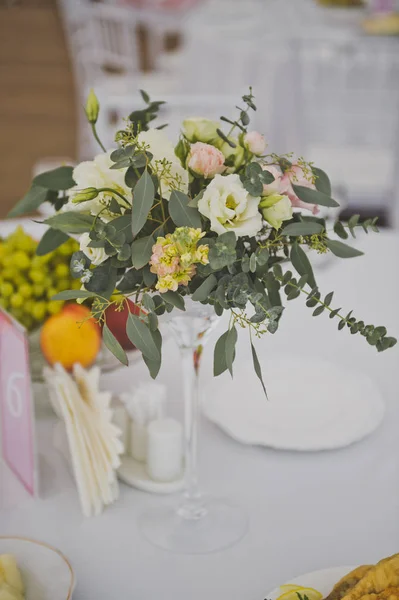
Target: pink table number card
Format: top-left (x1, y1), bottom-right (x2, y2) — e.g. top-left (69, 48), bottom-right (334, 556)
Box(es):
top-left (0, 308), bottom-right (37, 497)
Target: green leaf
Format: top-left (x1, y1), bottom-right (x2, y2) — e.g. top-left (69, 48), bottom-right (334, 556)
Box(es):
top-left (143, 265), bottom-right (156, 287)
top-left (112, 214), bottom-right (134, 243)
top-left (36, 228), bottom-right (69, 255)
top-left (313, 167), bottom-right (332, 196)
top-left (225, 326), bottom-right (238, 377)
top-left (249, 253), bottom-right (257, 273)
top-left (161, 290), bottom-right (185, 311)
top-left (325, 239), bottom-right (364, 258)
top-left (143, 327), bottom-right (162, 378)
top-left (292, 184), bottom-right (339, 208)
top-left (282, 222), bottom-right (324, 236)
top-left (290, 242), bottom-right (316, 289)
top-left (8, 185), bottom-right (48, 218)
top-left (313, 305), bottom-right (325, 316)
top-left (192, 274), bottom-right (217, 302)
top-left (132, 170), bottom-right (155, 236)
top-left (131, 235), bottom-right (154, 269)
top-left (333, 221), bottom-right (349, 240)
top-left (140, 89), bottom-right (150, 103)
top-left (126, 314), bottom-right (160, 362)
top-left (169, 190), bottom-right (202, 229)
top-left (33, 166), bottom-right (75, 190)
top-left (52, 289), bottom-right (96, 301)
top-left (250, 341), bottom-right (267, 398)
top-left (214, 331), bottom-right (229, 376)
top-left (255, 247), bottom-right (269, 266)
top-left (85, 263), bottom-right (117, 295)
top-left (102, 323), bottom-right (128, 366)
top-left (45, 212), bottom-right (95, 234)
top-left (324, 291), bottom-right (334, 306)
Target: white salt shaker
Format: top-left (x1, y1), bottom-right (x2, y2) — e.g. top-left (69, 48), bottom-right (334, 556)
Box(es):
top-left (147, 418), bottom-right (183, 483)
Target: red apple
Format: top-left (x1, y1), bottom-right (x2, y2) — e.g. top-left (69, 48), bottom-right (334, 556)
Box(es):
top-left (103, 298), bottom-right (142, 350)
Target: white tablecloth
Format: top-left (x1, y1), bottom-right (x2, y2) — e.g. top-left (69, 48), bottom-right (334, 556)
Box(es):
top-left (1, 231), bottom-right (398, 600)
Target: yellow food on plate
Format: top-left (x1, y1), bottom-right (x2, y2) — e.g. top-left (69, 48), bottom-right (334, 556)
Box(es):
top-left (277, 586), bottom-right (323, 600)
top-left (281, 585), bottom-right (307, 593)
top-left (0, 555), bottom-right (24, 600)
top-left (325, 565), bottom-right (373, 600)
top-left (340, 554), bottom-right (399, 600)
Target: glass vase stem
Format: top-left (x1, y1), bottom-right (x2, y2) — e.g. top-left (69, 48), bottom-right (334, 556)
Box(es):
top-left (177, 345), bottom-right (207, 520)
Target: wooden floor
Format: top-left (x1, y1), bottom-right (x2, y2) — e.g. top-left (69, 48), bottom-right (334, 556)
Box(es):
top-left (0, 1), bottom-right (77, 218)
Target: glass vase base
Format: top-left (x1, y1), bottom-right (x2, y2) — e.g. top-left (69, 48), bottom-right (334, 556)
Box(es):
top-left (139, 497), bottom-right (248, 554)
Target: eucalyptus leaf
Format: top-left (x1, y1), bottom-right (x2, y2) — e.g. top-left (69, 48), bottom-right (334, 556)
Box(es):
top-left (290, 242), bottom-right (316, 288)
top-left (333, 221), bottom-right (349, 240)
top-left (33, 166), bottom-right (75, 190)
top-left (292, 184), bottom-right (339, 208)
top-left (325, 239), bottom-right (364, 258)
top-left (282, 222), bottom-right (324, 236)
top-left (112, 214), bottom-right (134, 243)
top-left (52, 289), bottom-right (96, 301)
top-left (161, 290), bottom-right (185, 311)
top-left (126, 314), bottom-right (160, 362)
top-left (132, 170), bottom-right (155, 236)
top-left (8, 185), bottom-right (48, 218)
top-left (225, 326), bottom-right (238, 377)
top-left (131, 235), bottom-right (154, 269)
top-left (102, 323), bottom-right (129, 366)
top-left (36, 228), bottom-right (69, 256)
top-left (169, 190), bottom-right (202, 228)
top-left (192, 274), bottom-right (217, 302)
top-left (250, 341), bottom-right (267, 398)
top-left (313, 167), bottom-right (332, 196)
top-left (45, 212), bottom-right (95, 234)
top-left (214, 331), bottom-right (229, 376)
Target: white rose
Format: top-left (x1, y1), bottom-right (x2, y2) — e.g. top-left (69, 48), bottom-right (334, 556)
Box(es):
top-left (182, 118), bottom-right (220, 143)
top-left (79, 232), bottom-right (107, 266)
top-left (260, 195), bottom-right (293, 229)
top-left (138, 129), bottom-right (189, 200)
top-left (64, 150), bottom-right (130, 218)
top-left (198, 174), bottom-right (262, 237)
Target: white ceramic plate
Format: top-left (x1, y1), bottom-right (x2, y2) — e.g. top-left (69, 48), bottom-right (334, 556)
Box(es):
top-left (267, 566), bottom-right (355, 600)
top-left (0, 537), bottom-right (75, 599)
top-left (203, 355), bottom-right (385, 451)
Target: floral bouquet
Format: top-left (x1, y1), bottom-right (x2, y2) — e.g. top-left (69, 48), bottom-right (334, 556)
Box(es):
top-left (10, 88), bottom-right (396, 392)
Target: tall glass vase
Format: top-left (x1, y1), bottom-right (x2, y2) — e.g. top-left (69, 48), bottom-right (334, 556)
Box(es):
top-left (139, 299), bottom-right (248, 554)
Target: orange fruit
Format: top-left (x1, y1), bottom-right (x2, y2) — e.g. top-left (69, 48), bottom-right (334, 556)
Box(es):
top-left (40, 304), bottom-right (101, 371)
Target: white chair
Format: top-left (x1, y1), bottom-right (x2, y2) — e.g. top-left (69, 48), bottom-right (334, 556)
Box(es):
top-left (282, 36), bottom-right (399, 226)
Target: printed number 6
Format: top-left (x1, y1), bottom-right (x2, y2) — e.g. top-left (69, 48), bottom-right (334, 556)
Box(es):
top-left (6, 372), bottom-right (24, 418)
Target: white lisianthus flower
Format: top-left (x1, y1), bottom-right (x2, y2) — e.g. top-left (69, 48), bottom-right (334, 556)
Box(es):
top-left (182, 118), bottom-right (220, 143)
top-left (260, 195), bottom-right (293, 229)
top-left (244, 131), bottom-right (266, 156)
top-left (198, 174), bottom-right (262, 237)
top-left (138, 129), bottom-right (189, 200)
top-left (64, 151), bottom-right (130, 219)
top-left (79, 232), bottom-right (107, 266)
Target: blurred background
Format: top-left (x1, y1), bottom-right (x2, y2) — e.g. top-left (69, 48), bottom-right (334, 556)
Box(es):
top-left (0, 0), bottom-right (398, 225)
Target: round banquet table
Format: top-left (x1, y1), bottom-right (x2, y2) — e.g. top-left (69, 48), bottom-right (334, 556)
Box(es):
top-left (0, 229), bottom-right (398, 599)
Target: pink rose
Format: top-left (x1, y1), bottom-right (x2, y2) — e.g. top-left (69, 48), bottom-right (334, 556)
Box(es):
top-left (281, 164), bottom-right (319, 215)
top-left (187, 142), bottom-right (225, 178)
top-left (261, 165), bottom-right (285, 196)
top-left (244, 131), bottom-right (266, 156)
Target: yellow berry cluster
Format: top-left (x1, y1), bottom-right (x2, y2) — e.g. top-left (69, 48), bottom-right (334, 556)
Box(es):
top-left (0, 226), bottom-right (80, 331)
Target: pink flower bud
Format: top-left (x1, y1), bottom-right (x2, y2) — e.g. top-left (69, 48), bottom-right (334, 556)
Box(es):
top-left (244, 131), bottom-right (266, 156)
top-left (187, 142), bottom-right (225, 179)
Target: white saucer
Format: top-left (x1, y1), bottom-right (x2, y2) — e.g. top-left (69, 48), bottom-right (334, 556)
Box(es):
top-left (203, 355), bottom-right (385, 451)
top-left (117, 455), bottom-right (185, 494)
top-left (267, 565), bottom-right (356, 599)
top-left (0, 537), bottom-right (75, 599)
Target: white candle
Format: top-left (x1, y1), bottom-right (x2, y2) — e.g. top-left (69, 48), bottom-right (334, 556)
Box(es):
top-left (146, 419), bottom-right (183, 483)
top-left (129, 421), bottom-right (148, 463)
top-left (113, 406), bottom-right (130, 453)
